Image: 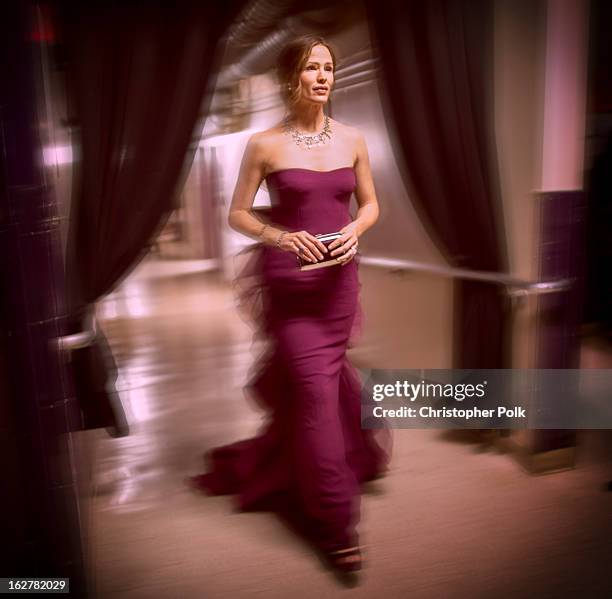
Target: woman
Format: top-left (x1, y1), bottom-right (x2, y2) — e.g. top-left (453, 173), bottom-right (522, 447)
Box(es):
top-left (190, 34), bottom-right (391, 578)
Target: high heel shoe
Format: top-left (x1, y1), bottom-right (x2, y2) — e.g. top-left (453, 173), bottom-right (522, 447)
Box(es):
top-left (322, 545), bottom-right (364, 584)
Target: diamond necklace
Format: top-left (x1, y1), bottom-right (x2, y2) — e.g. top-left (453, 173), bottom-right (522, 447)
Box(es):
top-left (282, 115), bottom-right (332, 150)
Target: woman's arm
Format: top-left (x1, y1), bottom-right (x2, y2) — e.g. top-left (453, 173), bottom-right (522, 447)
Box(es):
top-left (329, 130), bottom-right (379, 261)
top-left (227, 133), bottom-right (278, 243)
top-left (228, 133), bottom-right (326, 263)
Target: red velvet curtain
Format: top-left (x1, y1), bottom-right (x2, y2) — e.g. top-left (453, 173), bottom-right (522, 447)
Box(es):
top-left (366, 0), bottom-right (510, 368)
top-left (62, 0), bottom-right (246, 431)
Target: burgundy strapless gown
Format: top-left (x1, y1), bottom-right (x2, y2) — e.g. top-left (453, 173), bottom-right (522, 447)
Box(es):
top-left (191, 167), bottom-right (391, 553)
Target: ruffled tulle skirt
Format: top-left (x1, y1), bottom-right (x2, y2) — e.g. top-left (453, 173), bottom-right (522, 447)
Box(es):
top-left (190, 244), bottom-right (392, 552)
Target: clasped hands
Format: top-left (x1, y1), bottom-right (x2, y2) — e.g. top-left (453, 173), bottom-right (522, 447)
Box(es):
top-left (277, 222), bottom-right (359, 266)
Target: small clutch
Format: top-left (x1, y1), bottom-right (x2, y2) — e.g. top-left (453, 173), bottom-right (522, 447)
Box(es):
top-left (298, 231), bottom-right (344, 271)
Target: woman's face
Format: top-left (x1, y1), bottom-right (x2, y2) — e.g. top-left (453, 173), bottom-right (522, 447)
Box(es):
top-left (297, 44), bottom-right (334, 105)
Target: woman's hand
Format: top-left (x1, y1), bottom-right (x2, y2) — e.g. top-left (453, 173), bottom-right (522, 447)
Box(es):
top-left (328, 222), bottom-right (359, 266)
top-left (278, 230), bottom-right (328, 263)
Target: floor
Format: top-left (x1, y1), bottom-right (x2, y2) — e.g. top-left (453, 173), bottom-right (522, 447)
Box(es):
top-left (86, 257), bottom-right (612, 598)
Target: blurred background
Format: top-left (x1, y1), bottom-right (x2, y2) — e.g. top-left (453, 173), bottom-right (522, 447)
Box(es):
top-left (1, 0), bottom-right (611, 597)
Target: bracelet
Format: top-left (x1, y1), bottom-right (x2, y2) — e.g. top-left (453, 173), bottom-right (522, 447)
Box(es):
top-left (259, 223), bottom-right (270, 240)
top-left (276, 231), bottom-right (287, 247)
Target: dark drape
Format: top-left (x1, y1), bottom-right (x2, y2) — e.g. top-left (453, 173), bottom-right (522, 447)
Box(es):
top-left (584, 135), bottom-right (612, 334)
top-left (62, 0), bottom-right (246, 432)
top-left (0, 3), bottom-right (85, 581)
top-left (366, 0), bottom-right (510, 368)
top-left (199, 147), bottom-right (222, 260)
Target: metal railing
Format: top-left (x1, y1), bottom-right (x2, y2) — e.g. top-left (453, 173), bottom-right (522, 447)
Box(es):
top-left (57, 309), bottom-right (97, 351)
top-left (358, 255), bottom-right (572, 297)
top-left (56, 252), bottom-right (571, 351)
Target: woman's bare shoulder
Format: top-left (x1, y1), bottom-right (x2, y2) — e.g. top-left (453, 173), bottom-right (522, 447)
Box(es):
top-left (329, 117), bottom-right (358, 134)
top-left (251, 123), bottom-right (285, 143)
top-left (330, 118), bottom-right (363, 145)
top-left (247, 126), bottom-right (284, 160)
top-left (329, 119), bottom-right (364, 161)
top-left (245, 126), bottom-right (285, 174)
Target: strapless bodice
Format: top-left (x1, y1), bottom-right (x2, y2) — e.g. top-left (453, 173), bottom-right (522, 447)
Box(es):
top-left (265, 166), bottom-right (356, 234)
top-left (260, 166), bottom-right (358, 288)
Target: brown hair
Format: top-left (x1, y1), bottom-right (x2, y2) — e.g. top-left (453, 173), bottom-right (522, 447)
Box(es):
top-left (276, 34), bottom-right (338, 108)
